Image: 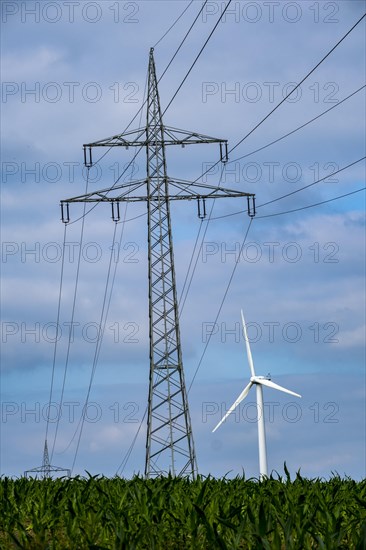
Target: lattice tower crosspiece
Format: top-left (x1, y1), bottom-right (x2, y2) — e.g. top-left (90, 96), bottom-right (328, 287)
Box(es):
top-left (61, 48), bottom-right (255, 478)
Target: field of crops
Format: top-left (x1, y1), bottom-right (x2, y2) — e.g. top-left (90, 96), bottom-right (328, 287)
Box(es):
top-left (1, 472), bottom-right (365, 549)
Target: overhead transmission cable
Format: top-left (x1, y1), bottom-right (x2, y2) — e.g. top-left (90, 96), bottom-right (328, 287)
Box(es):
top-left (229, 84), bottom-right (366, 165)
top-left (165, 15), bottom-right (366, 326)
top-left (184, 169), bottom-right (365, 392)
top-left (57, 78), bottom-right (149, 459)
top-left (178, 163), bottom-right (226, 314)
top-left (70, 221), bottom-right (118, 474)
top-left (230, 12), bottom-right (366, 156)
top-left (194, 12), bottom-right (366, 185)
top-left (153, 0), bottom-right (194, 48)
top-left (70, 87), bottom-right (149, 469)
top-left (182, 12), bottom-right (366, 392)
top-left (256, 187), bottom-right (366, 219)
top-left (116, 16), bottom-right (366, 476)
top-left (116, 9), bottom-right (365, 473)
top-left (188, 218), bottom-right (253, 392)
top-left (162, 0), bottom-right (233, 117)
top-left (185, 162), bottom-right (366, 389)
top-left (109, 14), bottom-right (366, 229)
top-left (45, 223), bottom-right (68, 443)
top-left (158, 0), bottom-right (209, 83)
top-left (113, 82), bottom-right (365, 226)
top-left (116, 408), bottom-right (147, 476)
top-left (83, 9), bottom-right (366, 219)
top-left (71, 3), bottom-right (364, 229)
top-left (209, 156), bottom-right (366, 220)
top-left (168, 22), bottom-right (365, 383)
top-left (50, 170), bottom-right (90, 462)
top-left (258, 156), bottom-right (365, 208)
top-left (68, 0), bottom-right (210, 226)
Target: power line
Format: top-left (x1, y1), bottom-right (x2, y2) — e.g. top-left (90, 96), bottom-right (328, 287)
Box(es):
top-left (50, 170), bottom-right (90, 462)
top-left (56, 82), bottom-right (149, 460)
top-left (70, 222), bottom-right (118, 474)
top-left (62, 190), bottom-right (135, 463)
top-left (158, 1), bottom-right (208, 83)
top-left (114, 12), bottom-right (365, 407)
top-left (153, 1), bottom-right (194, 48)
top-left (96, 9), bottom-right (364, 474)
top-left (116, 11), bottom-right (365, 470)
top-left (70, 2), bottom-right (363, 228)
top-left (258, 156), bottom-right (365, 209)
top-left (116, 408), bottom-right (147, 476)
top-left (196, 12), bottom-right (366, 184)
top-left (256, 187), bottom-right (366, 219)
top-left (188, 217), bottom-right (253, 393)
top-left (209, 156), bottom-right (366, 220)
top-left (45, 224), bottom-right (67, 442)
top-left (178, 220), bottom-right (204, 311)
top-left (178, 164), bottom-right (226, 315)
top-left (228, 12), bottom-right (366, 156)
top-left (186, 186), bottom-right (364, 391)
top-left (229, 85), bottom-right (365, 165)
top-left (108, 83), bottom-right (365, 227)
top-left (162, 0), bottom-right (233, 117)
top-left (65, 11), bottom-right (365, 226)
top-left (68, 1), bottom-right (212, 226)
top-left (86, 48), bottom-right (365, 229)
top-left (174, 154), bottom-right (365, 318)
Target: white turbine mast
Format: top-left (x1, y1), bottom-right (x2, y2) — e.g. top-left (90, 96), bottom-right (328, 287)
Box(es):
top-left (212, 309), bottom-right (301, 479)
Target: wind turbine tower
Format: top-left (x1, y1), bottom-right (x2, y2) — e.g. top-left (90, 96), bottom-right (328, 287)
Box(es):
top-left (213, 310), bottom-right (301, 479)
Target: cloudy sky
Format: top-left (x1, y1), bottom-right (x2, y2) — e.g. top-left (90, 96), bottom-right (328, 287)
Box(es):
top-left (1, 0), bottom-right (365, 480)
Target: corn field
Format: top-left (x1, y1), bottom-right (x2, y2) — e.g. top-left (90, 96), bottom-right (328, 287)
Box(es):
top-left (1, 472), bottom-right (365, 549)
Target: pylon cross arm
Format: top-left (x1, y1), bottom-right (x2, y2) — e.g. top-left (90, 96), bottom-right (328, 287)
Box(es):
top-left (83, 125), bottom-right (227, 149)
top-left (61, 178), bottom-right (255, 205)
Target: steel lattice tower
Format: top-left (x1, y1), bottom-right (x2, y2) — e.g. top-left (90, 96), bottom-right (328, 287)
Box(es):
top-left (24, 439), bottom-right (71, 478)
top-left (144, 50), bottom-right (197, 478)
top-left (61, 48), bottom-right (255, 478)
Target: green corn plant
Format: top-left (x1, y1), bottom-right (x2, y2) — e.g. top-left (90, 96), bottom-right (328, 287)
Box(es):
top-left (1, 473), bottom-right (365, 549)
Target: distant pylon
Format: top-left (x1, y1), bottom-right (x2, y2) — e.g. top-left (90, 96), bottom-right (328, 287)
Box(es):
top-left (61, 48), bottom-right (255, 478)
top-left (24, 439), bottom-right (71, 478)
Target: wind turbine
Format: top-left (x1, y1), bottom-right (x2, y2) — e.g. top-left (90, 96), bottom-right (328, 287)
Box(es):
top-left (212, 310), bottom-right (301, 479)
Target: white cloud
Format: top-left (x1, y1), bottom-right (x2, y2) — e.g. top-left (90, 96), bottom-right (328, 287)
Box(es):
top-left (2, 47), bottom-right (66, 81)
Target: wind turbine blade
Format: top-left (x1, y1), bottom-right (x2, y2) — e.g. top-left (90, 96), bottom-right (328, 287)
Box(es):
top-left (212, 381), bottom-right (253, 433)
top-left (254, 377), bottom-right (301, 398)
top-left (241, 309), bottom-right (255, 377)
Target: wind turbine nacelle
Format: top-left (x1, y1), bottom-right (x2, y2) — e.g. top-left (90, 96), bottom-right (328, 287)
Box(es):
top-left (251, 375), bottom-right (271, 382)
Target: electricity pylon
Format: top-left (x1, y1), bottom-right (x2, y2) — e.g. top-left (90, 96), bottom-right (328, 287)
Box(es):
top-left (61, 48), bottom-right (255, 478)
top-left (24, 439), bottom-right (71, 478)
